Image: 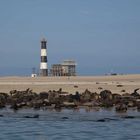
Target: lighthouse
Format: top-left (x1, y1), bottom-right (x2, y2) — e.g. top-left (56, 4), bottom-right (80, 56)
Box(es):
top-left (40, 38), bottom-right (48, 76)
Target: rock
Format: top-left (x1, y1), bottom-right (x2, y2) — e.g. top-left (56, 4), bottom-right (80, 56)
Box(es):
top-left (121, 116), bottom-right (135, 119)
top-left (100, 100), bottom-right (113, 108)
top-left (136, 100), bottom-right (140, 111)
top-left (121, 96), bottom-right (136, 107)
top-left (97, 118), bottom-right (118, 122)
top-left (0, 93), bottom-right (9, 98)
top-left (0, 93), bottom-right (9, 108)
top-left (127, 101), bottom-right (135, 107)
top-left (92, 101), bottom-right (101, 107)
top-left (81, 89), bottom-right (92, 102)
top-left (122, 93), bottom-right (130, 96)
top-left (97, 119), bottom-right (106, 122)
top-left (121, 90), bottom-right (126, 92)
top-left (115, 104), bottom-right (127, 112)
top-left (25, 88), bottom-right (32, 94)
top-left (100, 90), bottom-right (112, 100)
top-left (112, 94), bottom-right (122, 104)
top-left (134, 88), bottom-right (139, 93)
top-left (0, 102), bottom-right (5, 108)
top-left (10, 102), bottom-right (18, 110)
top-left (32, 99), bottom-right (47, 109)
top-left (82, 102), bottom-right (93, 107)
top-left (116, 85), bottom-right (123, 87)
top-left (72, 92), bottom-right (80, 102)
top-left (66, 93), bottom-right (80, 103)
top-left (58, 88), bottom-right (62, 93)
top-left (91, 92), bottom-right (99, 100)
top-left (48, 91), bottom-right (59, 103)
top-left (9, 89), bottom-right (38, 105)
top-left (62, 117), bottom-right (69, 120)
top-left (17, 102), bottom-right (27, 108)
top-left (24, 114), bottom-right (39, 118)
top-left (74, 85), bottom-right (78, 88)
top-left (0, 115), bottom-right (3, 117)
top-left (63, 102), bottom-right (77, 108)
top-left (55, 103), bottom-right (62, 109)
top-left (131, 89), bottom-right (140, 98)
top-left (39, 92), bottom-right (48, 99)
top-left (10, 90), bottom-right (17, 96)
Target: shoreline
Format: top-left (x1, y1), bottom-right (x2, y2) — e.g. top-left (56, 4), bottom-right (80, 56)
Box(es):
top-left (0, 74), bottom-right (140, 112)
top-left (0, 74), bottom-right (140, 94)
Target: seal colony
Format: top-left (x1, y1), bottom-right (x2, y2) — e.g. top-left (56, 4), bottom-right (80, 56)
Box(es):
top-left (0, 74), bottom-right (140, 112)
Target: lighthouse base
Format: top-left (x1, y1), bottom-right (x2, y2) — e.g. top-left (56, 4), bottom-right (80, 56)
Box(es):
top-left (40, 69), bottom-right (48, 76)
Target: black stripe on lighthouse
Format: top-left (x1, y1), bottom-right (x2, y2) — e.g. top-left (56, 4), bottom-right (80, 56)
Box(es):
top-left (41, 56), bottom-right (47, 62)
top-left (41, 42), bottom-right (46, 49)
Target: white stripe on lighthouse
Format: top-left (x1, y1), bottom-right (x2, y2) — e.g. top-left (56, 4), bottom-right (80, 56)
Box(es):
top-left (41, 49), bottom-right (47, 56)
top-left (40, 62), bottom-right (48, 69)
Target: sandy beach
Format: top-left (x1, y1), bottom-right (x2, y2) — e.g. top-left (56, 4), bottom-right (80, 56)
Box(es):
top-left (0, 74), bottom-right (140, 94)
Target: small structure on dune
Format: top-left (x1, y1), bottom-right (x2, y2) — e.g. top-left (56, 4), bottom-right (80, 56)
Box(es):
top-left (31, 68), bottom-right (37, 78)
top-left (50, 60), bottom-right (77, 76)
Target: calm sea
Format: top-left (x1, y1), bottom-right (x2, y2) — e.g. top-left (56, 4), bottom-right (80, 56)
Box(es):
top-left (0, 108), bottom-right (140, 140)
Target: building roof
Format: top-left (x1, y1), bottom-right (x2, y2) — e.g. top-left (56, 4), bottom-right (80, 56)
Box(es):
top-left (61, 60), bottom-right (76, 66)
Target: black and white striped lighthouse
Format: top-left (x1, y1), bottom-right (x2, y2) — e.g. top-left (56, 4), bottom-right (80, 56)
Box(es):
top-left (40, 38), bottom-right (48, 76)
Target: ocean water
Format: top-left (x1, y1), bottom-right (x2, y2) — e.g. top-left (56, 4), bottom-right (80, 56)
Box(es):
top-left (0, 108), bottom-right (140, 140)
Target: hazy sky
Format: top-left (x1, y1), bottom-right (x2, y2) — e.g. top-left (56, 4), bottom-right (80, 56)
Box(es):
top-left (0, 0), bottom-right (140, 76)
